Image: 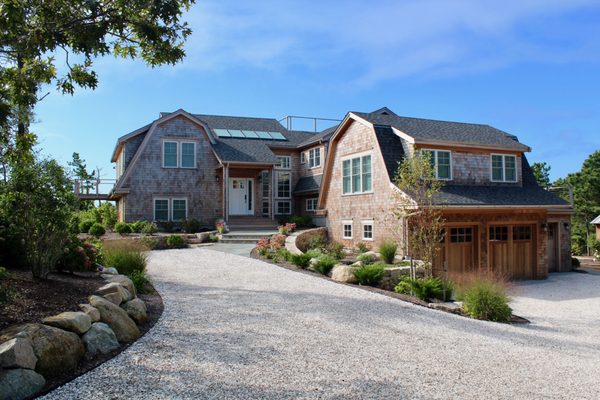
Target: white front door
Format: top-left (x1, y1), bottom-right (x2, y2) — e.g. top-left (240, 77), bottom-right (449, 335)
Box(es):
top-left (228, 178), bottom-right (254, 215)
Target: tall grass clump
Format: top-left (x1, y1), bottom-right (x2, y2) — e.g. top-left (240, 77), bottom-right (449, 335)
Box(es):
top-left (312, 255), bottom-right (336, 275)
top-left (354, 263), bottom-right (385, 286)
top-left (103, 240), bottom-right (147, 276)
top-left (378, 241), bottom-right (397, 264)
top-left (455, 272), bottom-right (512, 323)
top-left (394, 276), bottom-right (453, 302)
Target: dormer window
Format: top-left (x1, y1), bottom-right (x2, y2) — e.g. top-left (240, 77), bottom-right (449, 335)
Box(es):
top-left (491, 154), bottom-right (517, 182)
top-left (422, 149), bottom-right (452, 180)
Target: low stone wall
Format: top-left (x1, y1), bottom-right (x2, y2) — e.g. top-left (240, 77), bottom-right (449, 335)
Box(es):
top-left (293, 227), bottom-right (328, 253)
top-left (0, 270), bottom-right (149, 400)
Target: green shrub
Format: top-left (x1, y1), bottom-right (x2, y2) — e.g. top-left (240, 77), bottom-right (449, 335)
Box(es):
top-left (115, 222), bottom-right (132, 235)
top-left (141, 221), bottom-right (158, 235)
top-left (130, 220), bottom-right (146, 233)
top-left (79, 219), bottom-right (94, 233)
top-left (291, 253), bottom-right (312, 268)
top-left (326, 242), bottom-right (345, 260)
top-left (354, 263), bottom-right (385, 286)
top-left (0, 266), bottom-right (10, 280)
top-left (141, 236), bottom-right (160, 250)
top-left (308, 235), bottom-right (327, 251)
top-left (208, 234), bottom-right (219, 242)
top-left (394, 276), bottom-right (453, 302)
top-left (129, 270), bottom-right (150, 294)
top-left (166, 235), bottom-right (186, 248)
top-left (312, 255), bottom-right (336, 275)
top-left (456, 278), bottom-right (512, 322)
top-left (0, 267), bottom-right (13, 304)
top-left (304, 249), bottom-right (322, 259)
top-left (88, 223), bottom-right (106, 237)
top-left (182, 219), bottom-right (203, 233)
top-left (276, 248), bottom-right (292, 262)
top-left (56, 238), bottom-right (102, 272)
top-left (356, 242), bottom-right (370, 254)
top-left (572, 257), bottom-right (581, 267)
top-left (357, 253), bottom-right (375, 265)
top-left (103, 242), bottom-right (147, 276)
top-left (379, 241), bottom-right (397, 264)
top-left (97, 203), bottom-right (118, 229)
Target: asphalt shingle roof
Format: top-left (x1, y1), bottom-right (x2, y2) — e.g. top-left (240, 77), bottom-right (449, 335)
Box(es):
top-left (353, 112), bottom-right (530, 151)
top-left (294, 174), bottom-right (323, 194)
top-left (373, 125), bottom-right (405, 182)
top-left (212, 139), bottom-right (279, 164)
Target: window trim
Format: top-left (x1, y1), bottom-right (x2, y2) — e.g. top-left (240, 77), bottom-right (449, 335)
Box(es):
top-left (342, 219), bottom-right (353, 239)
top-left (275, 171), bottom-right (291, 199)
top-left (306, 197), bottom-right (318, 212)
top-left (171, 197), bottom-right (188, 222)
top-left (162, 141), bottom-right (179, 169)
top-left (276, 155), bottom-right (291, 170)
top-left (275, 200), bottom-right (292, 215)
top-left (341, 152), bottom-right (373, 195)
top-left (153, 197), bottom-right (170, 222)
top-left (490, 154), bottom-right (518, 183)
top-left (300, 152), bottom-right (306, 164)
top-left (361, 219), bottom-right (374, 241)
top-left (179, 141), bottom-right (197, 169)
top-left (309, 147), bottom-right (321, 169)
top-left (421, 149), bottom-right (452, 181)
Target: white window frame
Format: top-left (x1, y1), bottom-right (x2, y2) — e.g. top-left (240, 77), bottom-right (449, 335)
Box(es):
top-left (300, 152), bottom-right (306, 164)
top-left (275, 200), bottom-right (292, 215)
top-left (422, 149), bottom-right (452, 180)
top-left (171, 197), bottom-right (188, 221)
top-left (490, 154), bottom-right (517, 183)
top-left (275, 171), bottom-right (291, 199)
top-left (362, 220), bottom-right (374, 241)
top-left (179, 141), bottom-right (197, 169)
top-left (154, 197), bottom-right (170, 222)
top-left (306, 197), bottom-right (318, 212)
top-left (309, 147), bottom-right (321, 168)
top-left (342, 219), bottom-right (353, 239)
top-left (162, 141), bottom-right (179, 168)
top-left (341, 151), bottom-right (373, 195)
top-left (276, 155), bottom-right (291, 170)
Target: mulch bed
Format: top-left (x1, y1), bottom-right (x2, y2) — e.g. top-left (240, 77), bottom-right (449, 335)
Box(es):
top-left (0, 267), bottom-right (164, 397)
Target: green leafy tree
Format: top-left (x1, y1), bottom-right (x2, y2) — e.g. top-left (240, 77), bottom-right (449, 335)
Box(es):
top-left (531, 162), bottom-right (551, 188)
top-left (0, 0), bottom-right (195, 155)
top-left (68, 152), bottom-right (96, 195)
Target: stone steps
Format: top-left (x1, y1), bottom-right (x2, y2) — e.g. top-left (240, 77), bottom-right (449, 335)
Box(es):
top-left (220, 231), bottom-right (276, 244)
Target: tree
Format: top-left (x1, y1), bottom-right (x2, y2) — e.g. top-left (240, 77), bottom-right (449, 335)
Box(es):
top-left (531, 162), bottom-right (551, 188)
top-left (68, 151), bottom-right (96, 195)
top-left (0, 0), bottom-right (195, 155)
top-left (394, 151), bottom-right (446, 278)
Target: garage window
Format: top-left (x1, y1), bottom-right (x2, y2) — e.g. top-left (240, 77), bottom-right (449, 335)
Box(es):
top-left (489, 226), bottom-right (508, 241)
top-left (450, 227), bottom-right (472, 243)
top-left (513, 225), bottom-right (532, 241)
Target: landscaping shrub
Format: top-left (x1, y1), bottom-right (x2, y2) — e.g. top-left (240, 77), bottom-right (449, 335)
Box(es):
top-left (182, 218), bottom-right (203, 233)
top-left (115, 222), bottom-right (132, 235)
top-left (271, 248), bottom-right (292, 263)
top-left (394, 276), bottom-right (453, 302)
top-left (278, 225), bottom-right (290, 235)
top-left (269, 234), bottom-right (286, 250)
top-left (326, 242), bottom-right (345, 260)
top-left (307, 235), bottom-right (327, 251)
top-left (0, 266), bottom-right (13, 305)
top-left (356, 242), bottom-right (371, 254)
top-left (79, 219), bottom-right (94, 233)
top-left (256, 237), bottom-right (270, 256)
top-left (216, 221), bottom-right (226, 234)
top-left (291, 253), bottom-right (312, 268)
top-left (167, 235), bottom-right (186, 248)
top-left (304, 249), bottom-right (322, 259)
top-left (456, 276), bottom-right (512, 322)
top-left (354, 263), bottom-right (385, 286)
top-left (130, 220), bottom-right (146, 233)
top-left (357, 253), bottom-right (375, 265)
top-left (140, 236), bottom-right (161, 250)
top-left (129, 270), bottom-right (150, 294)
top-left (379, 241), bottom-right (398, 264)
top-left (208, 234), bottom-right (219, 242)
top-left (56, 238), bottom-right (102, 272)
top-left (97, 203), bottom-right (118, 229)
top-left (103, 241), bottom-right (148, 276)
top-left (141, 221), bottom-right (158, 235)
top-left (312, 255), bottom-right (336, 275)
top-left (88, 223), bottom-right (106, 237)
top-left (572, 257), bottom-right (581, 267)
top-left (289, 214), bottom-right (312, 227)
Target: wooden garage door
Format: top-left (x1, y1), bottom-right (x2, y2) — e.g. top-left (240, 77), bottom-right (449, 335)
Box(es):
top-left (489, 225), bottom-right (534, 279)
top-left (435, 227), bottom-right (476, 277)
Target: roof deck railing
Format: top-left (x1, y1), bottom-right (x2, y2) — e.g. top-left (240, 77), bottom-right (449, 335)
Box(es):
top-left (73, 178), bottom-right (116, 201)
top-left (547, 185), bottom-right (574, 207)
top-left (278, 115), bottom-right (341, 132)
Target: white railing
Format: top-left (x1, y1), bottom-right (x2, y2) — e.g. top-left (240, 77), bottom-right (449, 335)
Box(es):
top-left (73, 179), bottom-right (116, 198)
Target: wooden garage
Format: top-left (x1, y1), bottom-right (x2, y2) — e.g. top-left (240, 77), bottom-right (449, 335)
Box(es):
top-left (488, 224), bottom-right (536, 279)
top-left (435, 225), bottom-right (479, 278)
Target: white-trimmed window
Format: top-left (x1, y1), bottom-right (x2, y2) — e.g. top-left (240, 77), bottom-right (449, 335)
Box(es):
top-left (422, 149), bottom-right (452, 180)
top-left (172, 198), bottom-right (187, 221)
top-left (180, 142), bottom-right (196, 168)
top-left (276, 200), bottom-right (291, 215)
top-left (309, 147), bottom-right (321, 168)
top-left (306, 198), bottom-right (318, 212)
top-left (276, 171), bottom-right (291, 198)
top-left (276, 155), bottom-right (291, 170)
top-left (300, 152), bottom-right (306, 164)
top-left (342, 153), bottom-right (372, 194)
top-left (342, 220), bottom-right (353, 239)
top-left (362, 220), bottom-right (374, 241)
top-left (154, 198), bottom-right (170, 221)
top-left (491, 154), bottom-right (517, 182)
top-left (163, 141), bottom-right (178, 168)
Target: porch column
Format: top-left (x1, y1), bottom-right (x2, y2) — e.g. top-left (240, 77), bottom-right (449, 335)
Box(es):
top-left (223, 164), bottom-right (229, 222)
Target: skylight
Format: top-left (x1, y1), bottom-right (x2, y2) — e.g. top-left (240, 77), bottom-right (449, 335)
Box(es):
top-left (213, 129), bottom-right (288, 141)
top-left (227, 129), bottom-right (246, 138)
top-left (214, 129), bottom-right (230, 137)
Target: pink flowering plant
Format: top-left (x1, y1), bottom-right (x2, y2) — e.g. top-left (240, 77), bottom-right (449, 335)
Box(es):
top-left (56, 238), bottom-right (103, 272)
top-left (216, 221), bottom-right (227, 234)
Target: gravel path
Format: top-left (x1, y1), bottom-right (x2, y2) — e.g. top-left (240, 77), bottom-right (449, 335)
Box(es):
top-left (43, 249), bottom-right (600, 399)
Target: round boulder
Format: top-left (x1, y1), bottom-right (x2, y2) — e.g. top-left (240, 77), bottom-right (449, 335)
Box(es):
top-left (102, 274), bottom-right (137, 298)
top-left (78, 304), bottom-right (101, 323)
top-left (0, 368), bottom-right (45, 400)
top-left (121, 298), bottom-right (148, 325)
top-left (0, 336), bottom-right (37, 370)
top-left (82, 322), bottom-right (120, 357)
top-left (330, 264), bottom-right (359, 284)
top-left (88, 295), bottom-right (140, 343)
top-left (42, 311), bottom-right (92, 335)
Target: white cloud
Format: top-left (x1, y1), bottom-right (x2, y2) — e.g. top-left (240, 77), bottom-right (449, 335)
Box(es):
top-left (178, 0), bottom-right (600, 85)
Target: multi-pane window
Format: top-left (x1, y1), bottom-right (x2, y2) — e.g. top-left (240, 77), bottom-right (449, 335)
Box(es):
top-left (342, 220), bottom-right (353, 239)
top-left (276, 172), bottom-right (290, 198)
top-left (306, 198), bottom-right (318, 211)
top-left (450, 227), bottom-right (472, 243)
top-left (180, 142), bottom-right (196, 168)
top-left (262, 201), bottom-right (269, 216)
top-left (489, 226), bottom-right (508, 241)
top-left (261, 170), bottom-right (269, 198)
top-left (309, 147), bottom-right (321, 168)
top-left (276, 156), bottom-right (291, 169)
top-left (300, 152), bottom-right (306, 164)
top-left (276, 201), bottom-right (291, 215)
top-left (362, 220), bottom-right (374, 240)
top-left (163, 142), bottom-right (178, 168)
top-left (491, 154), bottom-right (517, 182)
top-left (154, 199), bottom-right (169, 221)
top-left (172, 199), bottom-right (187, 221)
top-left (342, 154), bottom-right (372, 194)
top-left (423, 149), bottom-right (451, 180)
top-left (513, 225), bottom-right (532, 241)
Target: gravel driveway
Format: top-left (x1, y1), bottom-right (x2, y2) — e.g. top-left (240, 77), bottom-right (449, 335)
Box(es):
top-left (43, 249), bottom-right (600, 399)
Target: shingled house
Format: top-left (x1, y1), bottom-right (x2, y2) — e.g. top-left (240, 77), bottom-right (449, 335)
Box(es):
top-left (110, 107), bottom-right (572, 279)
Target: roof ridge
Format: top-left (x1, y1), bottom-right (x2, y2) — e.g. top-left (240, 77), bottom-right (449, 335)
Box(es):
top-left (354, 111), bottom-right (492, 128)
top-left (193, 112), bottom-right (280, 123)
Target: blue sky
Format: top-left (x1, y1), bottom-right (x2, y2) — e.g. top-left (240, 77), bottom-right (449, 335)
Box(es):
top-left (33, 0), bottom-right (600, 181)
